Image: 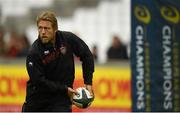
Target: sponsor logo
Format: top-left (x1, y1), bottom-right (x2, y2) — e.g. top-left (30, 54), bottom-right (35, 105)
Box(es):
top-left (134, 5), bottom-right (151, 24)
top-left (44, 50), bottom-right (50, 55)
top-left (135, 25), bottom-right (145, 110)
top-left (162, 26), bottom-right (173, 110)
top-left (160, 6), bottom-right (179, 24)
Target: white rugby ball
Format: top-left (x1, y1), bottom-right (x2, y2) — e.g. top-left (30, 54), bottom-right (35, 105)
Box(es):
top-left (72, 87), bottom-right (94, 108)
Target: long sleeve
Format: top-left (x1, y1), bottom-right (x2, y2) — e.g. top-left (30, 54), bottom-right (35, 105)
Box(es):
top-left (26, 52), bottom-right (67, 93)
top-left (68, 33), bottom-right (94, 85)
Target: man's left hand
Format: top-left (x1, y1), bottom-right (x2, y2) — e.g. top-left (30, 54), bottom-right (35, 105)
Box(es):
top-left (85, 84), bottom-right (94, 97)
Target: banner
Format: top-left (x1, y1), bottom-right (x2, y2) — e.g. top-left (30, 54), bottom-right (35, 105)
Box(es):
top-left (131, 0), bottom-right (151, 111)
top-left (131, 0), bottom-right (180, 112)
top-left (74, 66), bottom-right (131, 112)
top-left (0, 65), bottom-right (28, 105)
top-left (0, 64), bottom-right (131, 112)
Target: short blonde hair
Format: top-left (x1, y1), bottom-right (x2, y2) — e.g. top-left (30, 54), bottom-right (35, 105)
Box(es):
top-left (36, 11), bottom-right (58, 30)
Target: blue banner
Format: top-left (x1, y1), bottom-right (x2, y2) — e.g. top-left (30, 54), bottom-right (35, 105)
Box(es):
top-left (131, 0), bottom-right (180, 112)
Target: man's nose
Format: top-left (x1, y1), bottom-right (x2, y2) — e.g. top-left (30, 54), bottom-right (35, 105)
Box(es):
top-left (42, 28), bottom-right (46, 34)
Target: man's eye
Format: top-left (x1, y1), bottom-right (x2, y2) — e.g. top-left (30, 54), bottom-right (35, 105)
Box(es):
top-left (38, 27), bottom-right (42, 30)
top-left (38, 26), bottom-right (50, 31)
top-left (45, 27), bottom-right (50, 30)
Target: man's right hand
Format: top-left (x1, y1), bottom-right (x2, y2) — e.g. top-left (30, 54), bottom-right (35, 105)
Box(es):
top-left (67, 87), bottom-right (78, 101)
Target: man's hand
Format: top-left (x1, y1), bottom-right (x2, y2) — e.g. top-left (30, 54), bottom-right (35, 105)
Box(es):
top-left (67, 87), bottom-right (78, 101)
top-left (85, 84), bottom-right (94, 97)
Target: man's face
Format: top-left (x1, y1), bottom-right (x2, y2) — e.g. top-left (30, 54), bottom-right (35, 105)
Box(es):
top-left (38, 20), bottom-right (56, 44)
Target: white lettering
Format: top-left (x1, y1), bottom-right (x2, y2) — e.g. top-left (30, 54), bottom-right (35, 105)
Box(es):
top-left (136, 25), bottom-right (145, 110)
top-left (162, 25), bottom-right (173, 110)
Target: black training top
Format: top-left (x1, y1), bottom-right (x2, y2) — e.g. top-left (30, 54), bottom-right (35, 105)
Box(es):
top-left (24, 30), bottom-right (94, 108)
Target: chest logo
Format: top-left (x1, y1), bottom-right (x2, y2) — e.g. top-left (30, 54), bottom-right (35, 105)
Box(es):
top-left (44, 50), bottom-right (50, 55)
top-left (60, 46), bottom-right (66, 55)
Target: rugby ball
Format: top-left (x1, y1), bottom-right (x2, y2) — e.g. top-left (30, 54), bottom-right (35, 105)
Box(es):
top-left (72, 87), bottom-right (94, 108)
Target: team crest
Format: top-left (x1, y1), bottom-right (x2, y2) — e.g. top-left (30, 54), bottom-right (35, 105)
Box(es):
top-left (60, 46), bottom-right (66, 54)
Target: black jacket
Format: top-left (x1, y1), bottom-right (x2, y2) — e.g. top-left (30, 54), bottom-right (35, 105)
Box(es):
top-left (24, 30), bottom-right (94, 109)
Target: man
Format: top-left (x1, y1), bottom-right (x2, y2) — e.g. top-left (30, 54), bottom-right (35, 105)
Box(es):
top-left (22, 11), bottom-right (94, 112)
top-left (107, 35), bottom-right (128, 60)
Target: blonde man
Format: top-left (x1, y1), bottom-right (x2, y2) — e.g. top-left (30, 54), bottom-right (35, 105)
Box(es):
top-left (22, 11), bottom-right (94, 112)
